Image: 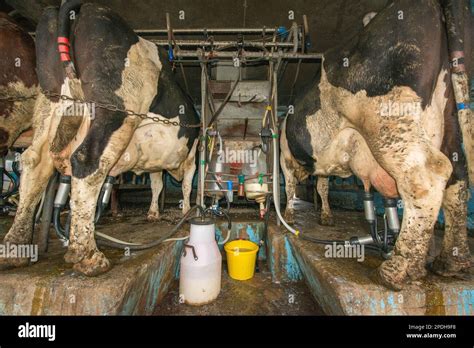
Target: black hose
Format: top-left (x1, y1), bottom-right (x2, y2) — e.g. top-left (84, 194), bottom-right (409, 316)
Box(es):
top-left (96, 205), bottom-right (205, 250)
top-left (94, 188), bottom-right (106, 224)
top-left (12, 160), bottom-right (20, 177)
top-left (53, 207), bottom-right (68, 241)
top-left (203, 206), bottom-right (232, 245)
top-left (58, 0), bottom-right (83, 39)
top-left (206, 70), bottom-right (240, 127)
top-left (0, 167), bottom-right (19, 200)
top-left (58, 0), bottom-right (83, 78)
top-left (204, 206), bottom-right (232, 230)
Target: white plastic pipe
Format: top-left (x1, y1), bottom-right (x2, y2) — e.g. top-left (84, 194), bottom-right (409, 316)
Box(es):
top-left (271, 129), bottom-right (299, 236)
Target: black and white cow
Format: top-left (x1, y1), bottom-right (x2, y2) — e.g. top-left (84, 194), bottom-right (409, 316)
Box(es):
top-left (280, 11), bottom-right (387, 227)
top-left (0, 13), bottom-right (37, 156)
top-left (110, 61), bottom-right (199, 222)
top-left (281, 0), bottom-right (472, 290)
top-left (0, 1), bottom-right (199, 275)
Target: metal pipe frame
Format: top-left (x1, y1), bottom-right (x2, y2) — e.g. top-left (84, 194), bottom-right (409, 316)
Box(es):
top-left (198, 56), bottom-right (207, 209)
top-left (136, 28), bottom-right (278, 35)
top-left (174, 50), bottom-right (323, 60)
top-left (149, 39), bottom-right (296, 48)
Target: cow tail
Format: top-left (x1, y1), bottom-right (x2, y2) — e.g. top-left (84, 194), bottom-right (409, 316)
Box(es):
top-left (440, 0), bottom-right (474, 186)
top-left (57, 0), bottom-right (83, 80)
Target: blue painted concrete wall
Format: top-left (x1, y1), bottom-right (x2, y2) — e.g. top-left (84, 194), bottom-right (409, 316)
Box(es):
top-left (215, 221), bottom-right (267, 260)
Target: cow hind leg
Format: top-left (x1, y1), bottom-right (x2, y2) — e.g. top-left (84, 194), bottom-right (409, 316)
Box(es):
top-left (147, 171), bottom-right (163, 222)
top-left (280, 154), bottom-right (297, 224)
top-left (431, 180), bottom-right (471, 277)
top-left (65, 110), bottom-right (140, 276)
top-left (1, 96), bottom-right (55, 269)
top-left (376, 144), bottom-right (452, 290)
top-left (317, 176), bottom-right (334, 226)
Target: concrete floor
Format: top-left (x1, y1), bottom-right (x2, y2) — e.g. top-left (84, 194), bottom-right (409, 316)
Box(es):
top-left (154, 263), bottom-right (323, 315)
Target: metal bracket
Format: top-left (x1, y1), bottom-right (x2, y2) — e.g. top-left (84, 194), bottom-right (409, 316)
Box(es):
top-left (183, 244), bottom-right (199, 261)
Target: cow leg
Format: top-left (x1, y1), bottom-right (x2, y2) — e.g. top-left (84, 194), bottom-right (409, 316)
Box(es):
top-left (147, 171), bottom-right (163, 222)
top-left (317, 176), bottom-right (334, 226)
top-left (280, 153), bottom-right (297, 224)
top-left (65, 111), bottom-right (140, 276)
top-left (431, 180), bottom-right (471, 277)
top-left (1, 96), bottom-right (55, 268)
top-left (376, 143), bottom-right (451, 290)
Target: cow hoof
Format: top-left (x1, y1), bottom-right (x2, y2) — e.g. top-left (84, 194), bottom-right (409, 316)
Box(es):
top-left (73, 250), bottom-right (111, 276)
top-left (377, 256), bottom-right (410, 291)
top-left (146, 212), bottom-right (161, 222)
top-left (284, 210), bottom-right (295, 224)
top-left (320, 214), bottom-right (335, 226)
top-left (430, 256), bottom-right (472, 278)
top-left (64, 245), bottom-right (87, 264)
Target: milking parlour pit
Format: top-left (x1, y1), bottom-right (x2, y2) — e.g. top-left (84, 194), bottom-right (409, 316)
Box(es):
top-left (0, 0), bottom-right (472, 345)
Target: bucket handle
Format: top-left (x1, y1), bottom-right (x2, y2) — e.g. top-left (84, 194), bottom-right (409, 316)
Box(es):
top-left (183, 244), bottom-right (198, 261)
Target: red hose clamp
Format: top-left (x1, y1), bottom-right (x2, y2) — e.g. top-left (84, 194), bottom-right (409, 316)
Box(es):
top-left (57, 37), bottom-right (71, 62)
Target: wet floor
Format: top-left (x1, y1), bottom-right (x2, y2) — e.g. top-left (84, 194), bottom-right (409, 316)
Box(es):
top-left (154, 263), bottom-right (324, 315)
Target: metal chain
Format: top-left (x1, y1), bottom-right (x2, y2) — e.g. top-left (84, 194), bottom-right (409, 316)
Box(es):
top-left (0, 94), bottom-right (37, 103)
top-left (0, 90), bottom-right (201, 129)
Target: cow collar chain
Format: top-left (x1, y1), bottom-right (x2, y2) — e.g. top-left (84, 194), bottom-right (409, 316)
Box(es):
top-left (0, 91), bottom-right (202, 129)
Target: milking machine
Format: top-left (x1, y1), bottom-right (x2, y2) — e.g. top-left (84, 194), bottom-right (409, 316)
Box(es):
top-left (299, 189), bottom-right (401, 258)
top-left (52, 174), bottom-right (115, 242)
top-left (204, 128), bottom-right (273, 219)
top-left (49, 171), bottom-right (232, 249)
top-left (349, 193), bottom-right (400, 258)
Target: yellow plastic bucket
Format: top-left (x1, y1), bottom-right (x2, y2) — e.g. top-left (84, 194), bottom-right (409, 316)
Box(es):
top-left (224, 240), bottom-right (259, 280)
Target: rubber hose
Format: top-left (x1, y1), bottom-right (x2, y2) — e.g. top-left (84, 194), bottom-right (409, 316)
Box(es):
top-left (271, 129), bottom-right (298, 235)
top-left (0, 168), bottom-right (19, 199)
top-left (204, 207), bottom-right (232, 245)
top-left (96, 204), bottom-right (205, 250)
top-left (53, 207), bottom-right (68, 242)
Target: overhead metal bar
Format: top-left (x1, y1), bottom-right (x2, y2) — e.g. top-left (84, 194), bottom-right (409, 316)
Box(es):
top-left (148, 39), bottom-right (296, 48)
top-left (135, 27), bottom-right (278, 35)
top-left (169, 50), bottom-right (323, 60)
